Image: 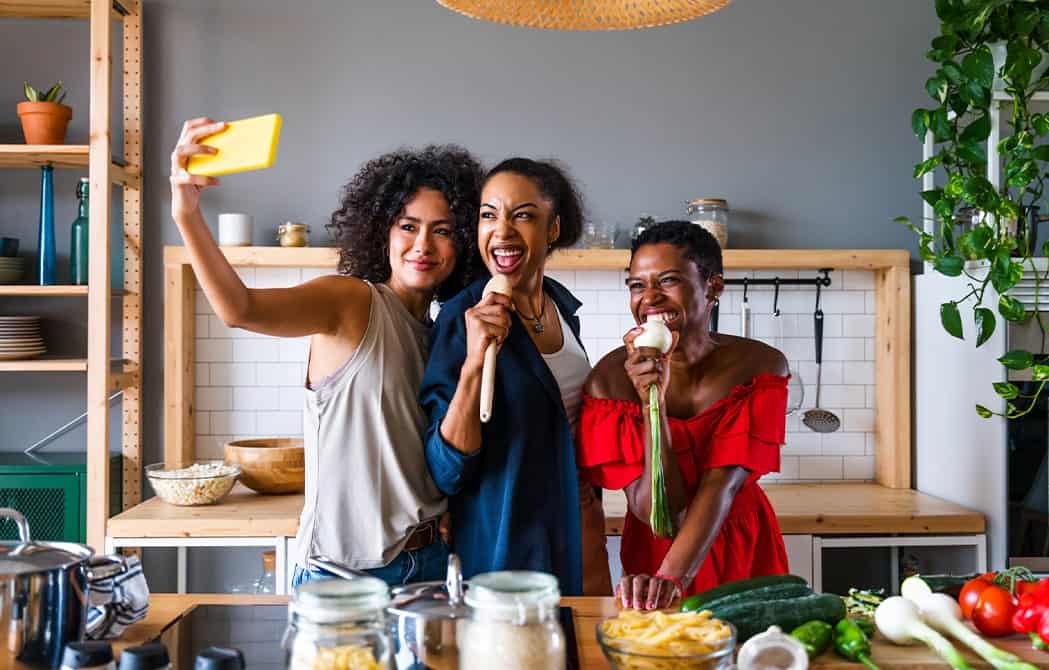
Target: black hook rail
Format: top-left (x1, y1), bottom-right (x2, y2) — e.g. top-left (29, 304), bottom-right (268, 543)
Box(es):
top-left (711, 269), bottom-right (833, 333)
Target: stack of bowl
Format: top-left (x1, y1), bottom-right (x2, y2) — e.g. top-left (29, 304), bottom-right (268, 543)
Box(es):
top-left (0, 256), bottom-right (25, 284)
top-left (0, 316), bottom-right (45, 360)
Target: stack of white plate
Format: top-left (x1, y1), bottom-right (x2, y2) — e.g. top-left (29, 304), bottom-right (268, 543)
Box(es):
top-left (0, 257), bottom-right (25, 284)
top-left (0, 316), bottom-right (45, 360)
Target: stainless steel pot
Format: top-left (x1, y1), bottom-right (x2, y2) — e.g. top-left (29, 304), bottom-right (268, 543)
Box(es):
top-left (387, 554), bottom-right (468, 670)
top-left (0, 508), bottom-right (127, 668)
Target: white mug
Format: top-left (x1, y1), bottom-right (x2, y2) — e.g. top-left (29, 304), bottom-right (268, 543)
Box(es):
top-left (218, 213), bottom-right (253, 246)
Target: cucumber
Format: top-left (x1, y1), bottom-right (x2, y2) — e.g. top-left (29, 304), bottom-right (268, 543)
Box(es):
top-left (917, 574), bottom-right (978, 599)
top-left (679, 574), bottom-right (808, 613)
top-left (684, 582), bottom-right (813, 613)
top-left (709, 592), bottom-right (847, 642)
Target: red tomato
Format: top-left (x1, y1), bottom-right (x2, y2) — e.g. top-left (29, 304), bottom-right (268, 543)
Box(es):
top-left (973, 585), bottom-right (1018, 638)
top-left (1016, 580), bottom-right (1040, 598)
top-left (960, 576), bottom-right (994, 619)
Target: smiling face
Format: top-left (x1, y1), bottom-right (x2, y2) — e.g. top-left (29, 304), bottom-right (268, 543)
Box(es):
top-left (626, 242), bottom-right (723, 334)
top-left (478, 171), bottom-right (560, 289)
top-left (385, 186), bottom-right (458, 294)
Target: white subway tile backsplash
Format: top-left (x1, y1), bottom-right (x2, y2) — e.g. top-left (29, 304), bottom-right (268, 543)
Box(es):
top-left (821, 432), bottom-right (866, 456)
top-left (573, 290), bottom-right (599, 315)
top-left (800, 456), bottom-right (843, 480)
top-left (822, 291), bottom-right (868, 314)
top-left (865, 292), bottom-right (877, 314)
top-left (233, 339), bottom-right (282, 363)
top-left (195, 387), bottom-right (232, 412)
top-left (597, 290), bottom-right (629, 315)
top-left (842, 361), bottom-right (875, 385)
top-left (280, 386), bottom-right (304, 411)
top-left (819, 385), bottom-right (866, 408)
top-left (257, 363), bottom-right (304, 387)
top-left (195, 315), bottom-right (209, 338)
top-left (280, 338), bottom-right (309, 363)
top-left (234, 267), bottom-right (255, 286)
top-left (208, 315), bottom-right (235, 339)
top-left (233, 387), bottom-right (282, 411)
top-left (773, 456), bottom-right (800, 480)
top-left (210, 363), bottom-right (257, 387)
top-left (195, 411), bottom-right (210, 435)
top-left (196, 339), bottom-right (233, 363)
top-left (195, 435), bottom-right (229, 460)
top-left (822, 338), bottom-right (865, 361)
top-left (211, 411), bottom-right (257, 435)
top-left (822, 314), bottom-right (843, 338)
top-left (844, 456), bottom-right (875, 480)
top-left (843, 409), bottom-right (875, 433)
top-left (256, 411), bottom-right (303, 435)
top-left (781, 432), bottom-right (822, 456)
top-left (195, 290), bottom-right (213, 315)
top-left (866, 386), bottom-right (877, 409)
top-left (843, 271), bottom-right (875, 290)
top-left (798, 361), bottom-right (843, 386)
top-left (576, 270), bottom-right (624, 290)
top-left (253, 267), bottom-right (301, 289)
top-left (865, 339), bottom-right (876, 361)
top-left (195, 364), bottom-right (210, 387)
top-left (843, 315), bottom-right (875, 338)
top-left (581, 315), bottom-right (622, 338)
top-left (546, 270), bottom-right (575, 288)
top-left (865, 433), bottom-right (877, 455)
top-left (300, 268), bottom-right (331, 283)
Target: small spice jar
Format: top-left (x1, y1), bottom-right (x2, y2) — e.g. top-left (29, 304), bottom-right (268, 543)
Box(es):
top-left (459, 571), bottom-right (565, 670)
top-left (277, 222), bottom-right (310, 247)
top-left (686, 198), bottom-right (729, 248)
top-left (284, 577), bottom-right (392, 670)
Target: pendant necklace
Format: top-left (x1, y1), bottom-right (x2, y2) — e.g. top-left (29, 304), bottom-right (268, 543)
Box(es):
top-left (518, 294), bottom-right (547, 333)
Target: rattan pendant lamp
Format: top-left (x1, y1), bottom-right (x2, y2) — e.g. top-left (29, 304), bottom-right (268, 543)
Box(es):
top-left (436, 0), bottom-right (734, 31)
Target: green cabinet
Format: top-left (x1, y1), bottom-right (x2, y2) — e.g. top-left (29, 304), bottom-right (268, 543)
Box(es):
top-left (0, 453), bottom-right (122, 543)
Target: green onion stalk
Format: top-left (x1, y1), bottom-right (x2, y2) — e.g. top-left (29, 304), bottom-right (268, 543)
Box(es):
top-left (636, 315), bottom-right (675, 539)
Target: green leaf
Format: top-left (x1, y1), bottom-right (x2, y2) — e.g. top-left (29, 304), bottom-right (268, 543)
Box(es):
top-left (920, 189), bottom-right (943, 207)
top-left (962, 46), bottom-right (995, 89)
top-left (957, 141), bottom-right (987, 165)
top-left (975, 404), bottom-right (993, 418)
top-left (935, 197), bottom-right (956, 222)
top-left (999, 349), bottom-right (1035, 370)
top-left (999, 294), bottom-right (1028, 322)
top-left (935, 0), bottom-right (957, 22)
top-left (912, 109), bottom-right (930, 139)
top-left (935, 255), bottom-right (964, 277)
top-left (960, 114), bottom-right (992, 143)
top-left (994, 382), bottom-right (1019, 399)
top-left (40, 82), bottom-right (60, 103)
top-left (991, 254), bottom-right (1024, 293)
top-left (1032, 145), bottom-right (1049, 161)
top-left (944, 173), bottom-right (965, 199)
top-left (975, 307), bottom-right (996, 347)
top-left (931, 108), bottom-right (953, 141)
top-left (1035, 364), bottom-right (1049, 381)
top-left (941, 62), bottom-right (964, 85)
top-left (927, 76), bottom-right (949, 102)
top-left (1034, 114), bottom-right (1049, 136)
top-left (1014, 6), bottom-right (1038, 35)
top-left (919, 233), bottom-right (936, 262)
top-left (940, 301), bottom-right (964, 339)
top-left (960, 78), bottom-right (991, 109)
top-left (914, 154), bottom-right (943, 179)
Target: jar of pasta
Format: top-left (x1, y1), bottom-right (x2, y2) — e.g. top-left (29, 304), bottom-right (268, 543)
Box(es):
top-left (686, 198), bottom-right (729, 248)
top-left (277, 222), bottom-right (310, 247)
top-left (458, 571), bottom-right (565, 670)
top-left (284, 577), bottom-right (391, 670)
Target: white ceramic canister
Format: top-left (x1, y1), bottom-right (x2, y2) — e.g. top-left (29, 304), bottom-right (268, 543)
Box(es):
top-left (217, 213), bottom-right (253, 246)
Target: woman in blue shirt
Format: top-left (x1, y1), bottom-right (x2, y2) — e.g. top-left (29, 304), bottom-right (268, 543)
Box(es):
top-left (420, 158), bottom-right (608, 596)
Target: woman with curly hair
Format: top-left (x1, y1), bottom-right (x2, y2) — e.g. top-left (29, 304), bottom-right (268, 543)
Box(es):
top-left (169, 117), bottom-right (483, 587)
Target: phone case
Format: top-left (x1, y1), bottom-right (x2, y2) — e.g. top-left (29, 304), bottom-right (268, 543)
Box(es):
top-left (186, 113), bottom-right (282, 177)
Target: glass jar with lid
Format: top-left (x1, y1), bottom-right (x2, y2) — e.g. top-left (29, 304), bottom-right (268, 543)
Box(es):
top-left (284, 577), bottom-right (391, 670)
top-left (686, 198), bottom-right (729, 248)
top-left (458, 571), bottom-right (565, 670)
top-left (277, 222), bottom-right (310, 247)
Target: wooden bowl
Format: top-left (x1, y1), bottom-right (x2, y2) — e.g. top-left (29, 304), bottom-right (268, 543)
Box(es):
top-left (224, 438), bottom-right (305, 494)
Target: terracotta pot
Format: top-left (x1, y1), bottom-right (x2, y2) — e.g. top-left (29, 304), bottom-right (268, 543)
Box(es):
top-left (16, 101), bottom-right (72, 144)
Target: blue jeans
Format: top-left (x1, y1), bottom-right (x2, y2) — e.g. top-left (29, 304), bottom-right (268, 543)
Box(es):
top-left (292, 540), bottom-right (450, 589)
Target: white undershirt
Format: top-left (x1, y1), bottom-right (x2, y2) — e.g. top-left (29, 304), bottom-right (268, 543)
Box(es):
top-left (541, 306), bottom-right (592, 434)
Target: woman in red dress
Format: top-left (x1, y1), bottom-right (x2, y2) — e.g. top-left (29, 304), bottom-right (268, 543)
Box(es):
top-left (578, 220), bottom-right (790, 610)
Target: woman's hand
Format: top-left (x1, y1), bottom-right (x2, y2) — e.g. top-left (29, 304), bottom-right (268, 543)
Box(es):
top-left (616, 573), bottom-right (682, 611)
top-left (170, 117), bottom-right (225, 219)
top-left (463, 292), bottom-right (514, 373)
top-left (623, 327), bottom-right (679, 404)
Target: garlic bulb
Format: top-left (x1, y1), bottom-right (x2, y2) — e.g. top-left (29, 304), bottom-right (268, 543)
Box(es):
top-left (634, 314), bottom-right (673, 353)
top-left (737, 626), bottom-right (810, 670)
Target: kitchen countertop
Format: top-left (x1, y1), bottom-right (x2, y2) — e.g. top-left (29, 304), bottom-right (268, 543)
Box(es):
top-left (107, 483), bottom-right (986, 539)
top-left (74, 594), bottom-right (1048, 669)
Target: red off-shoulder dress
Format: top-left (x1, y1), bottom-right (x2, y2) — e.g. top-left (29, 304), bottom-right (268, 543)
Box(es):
top-left (577, 374), bottom-right (790, 596)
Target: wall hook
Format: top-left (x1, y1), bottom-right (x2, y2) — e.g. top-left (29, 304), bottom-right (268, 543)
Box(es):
top-left (773, 278), bottom-right (781, 317)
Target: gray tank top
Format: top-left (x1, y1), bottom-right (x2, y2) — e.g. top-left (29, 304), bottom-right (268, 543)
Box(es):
top-left (294, 282), bottom-right (445, 569)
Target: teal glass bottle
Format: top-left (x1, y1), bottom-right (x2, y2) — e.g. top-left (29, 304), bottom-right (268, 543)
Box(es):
top-left (37, 165), bottom-right (56, 285)
top-left (70, 178), bottom-right (89, 285)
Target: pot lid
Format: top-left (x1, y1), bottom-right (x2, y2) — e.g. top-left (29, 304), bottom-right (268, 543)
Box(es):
top-left (0, 508), bottom-right (91, 575)
top-left (387, 553), bottom-right (469, 620)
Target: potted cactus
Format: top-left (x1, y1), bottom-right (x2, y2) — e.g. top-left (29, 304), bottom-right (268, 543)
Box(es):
top-left (17, 81), bottom-right (71, 145)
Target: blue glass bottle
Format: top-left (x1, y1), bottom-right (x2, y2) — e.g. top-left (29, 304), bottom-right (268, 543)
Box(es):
top-left (70, 178), bottom-right (89, 285)
top-left (37, 165), bottom-right (56, 285)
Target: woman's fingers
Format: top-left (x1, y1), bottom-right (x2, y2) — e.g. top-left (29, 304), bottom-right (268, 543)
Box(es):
top-left (173, 144), bottom-right (218, 159)
top-left (622, 326), bottom-right (642, 353)
top-left (645, 577), bottom-right (665, 610)
top-left (170, 171), bottom-right (219, 188)
top-left (617, 577), bottom-right (631, 608)
top-left (631, 575), bottom-right (649, 610)
top-left (187, 121), bottom-right (226, 144)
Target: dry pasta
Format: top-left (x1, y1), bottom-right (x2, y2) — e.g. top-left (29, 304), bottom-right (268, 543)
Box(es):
top-left (599, 610), bottom-right (734, 669)
top-left (289, 643), bottom-right (384, 670)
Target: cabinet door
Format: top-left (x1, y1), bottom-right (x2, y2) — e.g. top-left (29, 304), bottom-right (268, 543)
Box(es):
top-left (0, 473), bottom-right (81, 542)
top-left (783, 534), bottom-right (814, 585)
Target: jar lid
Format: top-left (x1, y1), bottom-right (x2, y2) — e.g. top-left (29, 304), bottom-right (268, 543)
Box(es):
top-left (687, 198), bottom-right (728, 209)
top-left (465, 571), bottom-right (560, 620)
top-left (62, 641), bottom-right (114, 667)
top-left (279, 222), bottom-right (309, 232)
top-left (261, 549), bottom-right (275, 571)
top-left (388, 553), bottom-right (468, 620)
top-left (193, 647), bottom-right (245, 670)
top-left (118, 642), bottom-right (170, 670)
top-left (292, 575), bottom-right (390, 623)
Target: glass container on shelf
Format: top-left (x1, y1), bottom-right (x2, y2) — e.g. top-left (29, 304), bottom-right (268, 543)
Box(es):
top-left (284, 577), bottom-right (392, 670)
top-left (631, 215), bottom-right (656, 243)
top-left (70, 178), bottom-right (89, 285)
top-left (278, 222), bottom-right (310, 247)
top-left (686, 198), bottom-right (729, 248)
top-left (255, 549), bottom-right (276, 594)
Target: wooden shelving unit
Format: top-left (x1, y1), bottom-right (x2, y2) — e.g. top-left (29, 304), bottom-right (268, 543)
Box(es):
top-left (0, 0), bottom-right (143, 550)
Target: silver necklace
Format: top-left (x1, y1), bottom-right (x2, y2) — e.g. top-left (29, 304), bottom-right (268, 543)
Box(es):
top-left (518, 294), bottom-right (547, 333)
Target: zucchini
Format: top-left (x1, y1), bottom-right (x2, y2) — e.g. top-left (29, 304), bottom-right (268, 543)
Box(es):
top-left (679, 574), bottom-right (808, 613)
top-left (709, 592), bottom-right (847, 642)
top-left (684, 582), bottom-right (813, 613)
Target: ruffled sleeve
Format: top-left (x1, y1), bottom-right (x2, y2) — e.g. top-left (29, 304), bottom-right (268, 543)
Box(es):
top-left (704, 375), bottom-right (788, 476)
top-left (577, 395), bottom-right (646, 490)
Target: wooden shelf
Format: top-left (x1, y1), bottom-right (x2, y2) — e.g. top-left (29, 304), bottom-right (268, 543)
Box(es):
top-left (0, 0), bottom-right (135, 19)
top-left (0, 357), bottom-right (134, 374)
top-left (0, 285), bottom-right (132, 296)
top-left (0, 145), bottom-right (140, 187)
top-left (165, 246), bottom-right (910, 271)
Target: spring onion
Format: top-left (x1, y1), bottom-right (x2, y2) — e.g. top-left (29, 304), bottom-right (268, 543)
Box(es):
top-left (635, 314), bottom-right (674, 538)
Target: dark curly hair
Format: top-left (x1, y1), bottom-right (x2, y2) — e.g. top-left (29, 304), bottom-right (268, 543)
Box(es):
top-left (485, 158), bottom-right (585, 250)
top-left (631, 220), bottom-right (723, 280)
top-left (327, 145), bottom-right (483, 303)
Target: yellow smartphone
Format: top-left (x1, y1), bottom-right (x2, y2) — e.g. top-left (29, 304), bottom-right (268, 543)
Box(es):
top-left (186, 113), bottom-right (282, 177)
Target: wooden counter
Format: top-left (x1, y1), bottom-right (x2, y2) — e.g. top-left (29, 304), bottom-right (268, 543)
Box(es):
top-left (82, 594), bottom-right (1049, 669)
top-left (107, 483), bottom-right (985, 540)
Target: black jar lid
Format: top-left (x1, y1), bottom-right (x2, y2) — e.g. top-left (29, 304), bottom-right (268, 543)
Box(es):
top-left (62, 641), bottom-right (114, 667)
top-left (193, 647), bottom-right (245, 670)
top-left (118, 642), bottom-right (170, 669)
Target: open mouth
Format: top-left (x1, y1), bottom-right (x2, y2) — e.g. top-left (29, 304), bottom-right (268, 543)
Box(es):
top-left (642, 309), bottom-right (680, 326)
top-left (490, 246), bottom-right (525, 275)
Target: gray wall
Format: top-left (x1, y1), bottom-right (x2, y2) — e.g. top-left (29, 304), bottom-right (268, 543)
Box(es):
top-left (1, 0), bottom-right (938, 590)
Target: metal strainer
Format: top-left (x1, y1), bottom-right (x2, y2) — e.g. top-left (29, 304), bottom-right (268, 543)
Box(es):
top-left (802, 284), bottom-right (841, 433)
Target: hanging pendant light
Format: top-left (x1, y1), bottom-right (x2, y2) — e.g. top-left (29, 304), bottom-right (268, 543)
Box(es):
top-left (436, 0), bottom-right (734, 31)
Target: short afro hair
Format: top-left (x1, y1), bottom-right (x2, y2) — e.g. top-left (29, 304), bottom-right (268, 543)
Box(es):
top-left (485, 158), bottom-right (585, 250)
top-left (326, 145), bottom-right (483, 303)
top-left (631, 220), bottom-right (723, 280)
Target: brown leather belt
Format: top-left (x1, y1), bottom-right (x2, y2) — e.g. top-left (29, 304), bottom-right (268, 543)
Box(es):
top-left (402, 517), bottom-right (439, 552)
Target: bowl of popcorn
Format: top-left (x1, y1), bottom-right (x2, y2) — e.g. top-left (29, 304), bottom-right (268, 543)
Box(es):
top-left (145, 460), bottom-right (241, 506)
